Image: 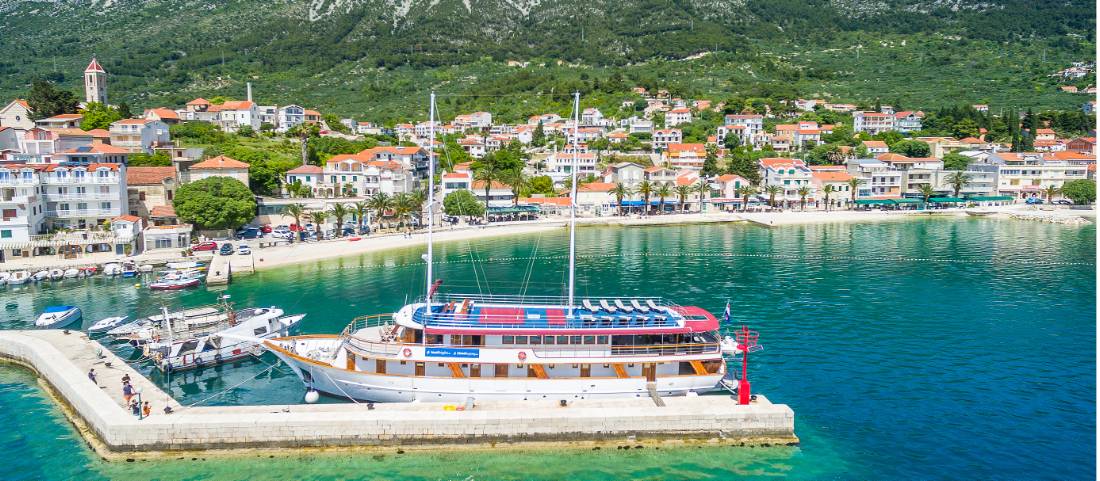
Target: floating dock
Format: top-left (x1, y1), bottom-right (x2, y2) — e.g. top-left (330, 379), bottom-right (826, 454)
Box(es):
top-left (0, 330), bottom-right (797, 459)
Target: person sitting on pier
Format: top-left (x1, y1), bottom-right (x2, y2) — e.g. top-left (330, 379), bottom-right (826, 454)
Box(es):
top-left (130, 400), bottom-right (140, 416)
top-left (163, 405), bottom-right (174, 415)
top-left (87, 368), bottom-right (96, 385)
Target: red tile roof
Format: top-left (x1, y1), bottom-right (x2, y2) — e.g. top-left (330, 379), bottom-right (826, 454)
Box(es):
top-left (150, 205), bottom-right (177, 218)
top-left (85, 58), bottom-right (105, 73)
top-left (186, 98), bottom-right (210, 106)
top-left (578, 182), bottom-right (616, 192)
top-left (113, 214), bottom-right (141, 223)
top-left (191, 155), bottom-right (249, 170)
top-left (127, 166), bottom-right (175, 185)
top-left (812, 171), bottom-right (853, 182)
top-left (287, 165), bottom-right (323, 174)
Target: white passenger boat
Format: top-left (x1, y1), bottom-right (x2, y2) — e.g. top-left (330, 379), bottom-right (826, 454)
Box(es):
top-left (7, 270), bottom-right (31, 285)
top-left (145, 309), bottom-right (305, 372)
top-left (35, 305), bottom-right (82, 329)
top-left (263, 93), bottom-right (759, 404)
top-left (88, 316), bottom-right (130, 334)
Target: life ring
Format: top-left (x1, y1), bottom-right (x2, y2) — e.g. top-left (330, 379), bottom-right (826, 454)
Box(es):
top-left (402, 348), bottom-right (412, 358)
top-left (517, 351), bottom-right (527, 361)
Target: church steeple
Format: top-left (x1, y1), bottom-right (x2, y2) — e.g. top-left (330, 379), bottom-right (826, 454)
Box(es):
top-left (84, 57), bottom-right (107, 105)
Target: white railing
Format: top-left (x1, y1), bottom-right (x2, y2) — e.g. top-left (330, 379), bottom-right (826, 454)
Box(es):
top-left (45, 193), bottom-right (117, 201)
top-left (47, 208), bottom-right (118, 218)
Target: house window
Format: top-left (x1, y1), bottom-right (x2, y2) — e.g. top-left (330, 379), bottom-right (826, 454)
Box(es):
top-left (0, 230), bottom-right (11, 239)
top-left (100, 202), bottom-right (111, 210)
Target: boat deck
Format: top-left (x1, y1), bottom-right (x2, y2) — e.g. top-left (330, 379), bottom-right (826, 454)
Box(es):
top-left (415, 302), bottom-right (719, 333)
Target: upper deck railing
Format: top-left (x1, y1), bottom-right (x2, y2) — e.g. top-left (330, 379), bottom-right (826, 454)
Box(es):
top-left (412, 293), bottom-right (687, 330)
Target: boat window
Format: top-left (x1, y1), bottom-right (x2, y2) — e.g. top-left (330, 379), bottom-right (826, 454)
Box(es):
top-left (596, 336), bottom-right (608, 345)
top-left (179, 340), bottom-right (199, 353)
top-left (502, 335), bottom-right (514, 345)
top-left (583, 336), bottom-right (596, 345)
top-left (542, 336), bottom-right (555, 345)
top-left (515, 336), bottom-right (528, 345)
top-left (556, 335), bottom-right (569, 345)
top-left (253, 327), bottom-right (267, 335)
top-left (570, 335), bottom-right (582, 345)
top-left (529, 336), bottom-right (542, 345)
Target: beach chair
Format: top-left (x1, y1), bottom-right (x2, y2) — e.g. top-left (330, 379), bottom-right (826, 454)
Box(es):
top-left (631, 299), bottom-right (650, 313)
top-left (599, 299), bottom-right (617, 313)
top-left (645, 299), bottom-right (660, 311)
top-left (614, 299), bottom-right (633, 313)
top-left (582, 299), bottom-right (599, 312)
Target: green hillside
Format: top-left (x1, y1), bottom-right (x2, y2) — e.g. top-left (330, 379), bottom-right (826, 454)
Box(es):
top-left (0, 0), bottom-right (1093, 120)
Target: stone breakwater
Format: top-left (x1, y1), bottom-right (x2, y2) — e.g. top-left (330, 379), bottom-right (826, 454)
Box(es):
top-left (1002, 210), bottom-right (1093, 225)
top-left (0, 330), bottom-right (797, 459)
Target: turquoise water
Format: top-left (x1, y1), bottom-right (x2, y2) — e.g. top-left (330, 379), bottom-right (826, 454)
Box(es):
top-left (0, 218), bottom-right (1094, 479)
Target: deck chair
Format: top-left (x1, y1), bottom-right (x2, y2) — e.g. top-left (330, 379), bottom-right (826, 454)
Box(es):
top-left (601, 316), bottom-right (615, 327)
top-left (645, 299), bottom-right (660, 311)
top-left (599, 299), bottom-right (617, 313)
top-left (631, 299), bottom-right (650, 313)
top-left (614, 299), bottom-right (633, 313)
top-left (582, 299), bottom-right (599, 312)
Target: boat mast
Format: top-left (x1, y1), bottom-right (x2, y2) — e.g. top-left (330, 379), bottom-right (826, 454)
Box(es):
top-left (426, 91), bottom-right (436, 301)
top-left (567, 91), bottom-right (580, 313)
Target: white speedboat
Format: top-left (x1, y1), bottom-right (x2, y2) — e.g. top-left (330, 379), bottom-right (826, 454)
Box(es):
top-left (63, 268), bottom-right (81, 278)
top-left (35, 306), bottom-right (82, 329)
top-left (146, 309), bottom-right (305, 372)
top-left (48, 268), bottom-right (64, 280)
top-left (31, 270), bottom-right (50, 281)
top-left (102, 263), bottom-right (123, 276)
top-left (139, 264), bottom-right (155, 272)
top-left (167, 261), bottom-right (204, 270)
top-left (149, 277), bottom-right (201, 290)
top-left (0, 272), bottom-right (9, 285)
top-left (7, 271), bottom-right (31, 285)
top-left (88, 316), bottom-right (130, 334)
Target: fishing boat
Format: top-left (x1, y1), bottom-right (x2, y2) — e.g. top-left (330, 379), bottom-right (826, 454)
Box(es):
top-left (7, 270), bottom-right (31, 285)
top-left (263, 93), bottom-right (752, 403)
top-left (35, 306), bottom-right (82, 329)
top-left (48, 268), bottom-right (64, 280)
top-left (88, 316), bottom-right (130, 334)
top-left (63, 268), bottom-right (81, 278)
top-left (120, 261), bottom-right (139, 278)
top-left (31, 270), bottom-right (50, 281)
top-left (144, 309), bottom-right (305, 372)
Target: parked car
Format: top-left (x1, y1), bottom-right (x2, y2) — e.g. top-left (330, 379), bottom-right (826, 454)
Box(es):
top-left (237, 244), bottom-right (252, 255)
top-left (1053, 199), bottom-right (1073, 205)
top-left (219, 244), bottom-right (235, 256)
top-left (260, 224), bottom-right (273, 234)
top-left (236, 227), bottom-right (261, 239)
top-left (271, 225), bottom-right (292, 239)
top-left (191, 241), bottom-right (218, 252)
top-left (1025, 197), bottom-right (1044, 205)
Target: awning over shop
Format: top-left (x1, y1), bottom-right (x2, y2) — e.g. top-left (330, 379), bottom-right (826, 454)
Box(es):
top-left (966, 196), bottom-right (1013, 202)
top-left (854, 199), bottom-right (895, 205)
top-left (488, 205), bottom-right (540, 214)
top-left (929, 197), bottom-right (965, 203)
top-left (893, 198), bottom-right (922, 204)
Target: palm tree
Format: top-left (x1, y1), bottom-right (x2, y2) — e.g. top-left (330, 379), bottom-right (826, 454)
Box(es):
top-left (501, 167), bottom-right (528, 207)
top-left (391, 193), bottom-right (412, 229)
top-left (367, 192), bottom-right (392, 230)
top-left (655, 182), bottom-right (672, 214)
top-left (765, 185), bottom-right (782, 208)
top-left (309, 209), bottom-right (327, 239)
top-left (352, 201), bottom-right (369, 234)
top-left (847, 177), bottom-right (863, 209)
top-left (735, 185), bottom-right (756, 211)
top-left (636, 180), bottom-right (654, 216)
top-left (946, 171), bottom-right (971, 198)
top-left (796, 185), bottom-right (811, 211)
top-left (328, 203), bottom-right (349, 237)
top-left (1043, 185), bottom-right (1059, 204)
top-left (917, 184), bottom-right (936, 205)
top-left (694, 180), bottom-right (709, 213)
top-left (408, 189), bottom-right (428, 227)
top-left (611, 183), bottom-right (633, 216)
top-left (823, 184), bottom-right (835, 212)
top-left (674, 183), bottom-right (692, 213)
top-left (284, 203), bottom-right (305, 241)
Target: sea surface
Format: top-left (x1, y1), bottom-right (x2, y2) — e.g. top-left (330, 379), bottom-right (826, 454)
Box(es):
top-left (0, 218), bottom-right (1094, 480)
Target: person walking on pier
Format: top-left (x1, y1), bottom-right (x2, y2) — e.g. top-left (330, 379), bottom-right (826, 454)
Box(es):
top-left (87, 369), bottom-right (96, 385)
top-left (122, 381), bottom-right (133, 403)
top-left (121, 373), bottom-right (130, 384)
top-left (142, 402), bottom-right (151, 418)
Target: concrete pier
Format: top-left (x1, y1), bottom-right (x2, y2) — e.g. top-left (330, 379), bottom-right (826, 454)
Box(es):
top-left (0, 330), bottom-right (797, 459)
top-left (205, 251), bottom-right (254, 286)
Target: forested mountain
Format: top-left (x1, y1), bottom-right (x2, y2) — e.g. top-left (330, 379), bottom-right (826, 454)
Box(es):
top-left (0, 0), bottom-right (1094, 120)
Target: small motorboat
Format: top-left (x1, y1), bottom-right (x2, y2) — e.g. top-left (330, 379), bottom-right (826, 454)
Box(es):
top-left (0, 272), bottom-right (9, 285)
top-left (139, 264), bottom-right (155, 273)
top-left (167, 261), bottom-right (204, 270)
top-left (80, 266), bottom-right (97, 276)
top-left (102, 263), bottom-right (123, 276)
top-left (88, 315), bottom-right (130, 334)
top-left (149, 277), bottom-right (202, 290)
top-left (121, 261), bottom-right (139, 278)
top-left (63, 268), bottom-right (81, 278)
top-left (35, 305), bottom-right (82, 329)
top-left (48, 268), bottom-right (64, 280)
top-left (7, 271), bottom-right (31, 285)
top-left (32, 270), bottom-right (50, 281)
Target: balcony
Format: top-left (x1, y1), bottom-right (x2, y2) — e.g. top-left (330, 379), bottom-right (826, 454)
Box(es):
top-left (45, 193), bottom-right (117, 201)
top-left (46, 208), bottom-right (118, 218)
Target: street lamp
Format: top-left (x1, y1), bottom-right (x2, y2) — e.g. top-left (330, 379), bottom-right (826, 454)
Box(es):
top-left (135, 386), bottom-right (144, 420)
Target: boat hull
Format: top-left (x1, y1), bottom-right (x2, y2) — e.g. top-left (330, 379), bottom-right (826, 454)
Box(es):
top-left (265, 339), bottom-right (725, 403)
top-left (35, 308), bottom-right (82, 329)
top-left (149, 278), bottom-right (201, 290)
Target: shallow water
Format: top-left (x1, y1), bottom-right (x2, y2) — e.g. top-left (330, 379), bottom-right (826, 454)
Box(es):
top-left (1, 218), bottom-right (1094, 479)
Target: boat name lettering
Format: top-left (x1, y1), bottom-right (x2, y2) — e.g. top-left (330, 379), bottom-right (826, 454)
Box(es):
top-left (424, 347), bottom-right (480, 359)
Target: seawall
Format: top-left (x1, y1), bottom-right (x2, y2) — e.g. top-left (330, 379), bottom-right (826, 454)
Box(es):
top-left (0, 330), bottom-right (797, 459)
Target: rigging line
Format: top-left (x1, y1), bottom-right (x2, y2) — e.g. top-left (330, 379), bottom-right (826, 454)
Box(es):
top-left (320, 369), bottom-right (362, 405)
top-left (518, 231), bottom-right (542, 300)
top-left (179, 363), bottom-right (280, 410)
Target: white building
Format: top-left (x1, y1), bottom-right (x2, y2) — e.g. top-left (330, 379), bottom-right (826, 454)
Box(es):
top-left (0, 99), bottom-right (34, 130)
top-left (108, 118), bottom-right (170, 153)
top-left (853, 111), bottom-right (895, 135)
top-left (0, 162), bottom-right (127, 241)
top-left (985, 151), bottom-right (1095, 198)
top-left (893, 111), bottom-right (924, 133)
top-left (454, 112), bottom-right (492, 130)
top-left (761, 157), bottom-right (814, 207)
top-left (666, 107), bottom-right (692, 127)
top-left (184, 155), bottom-right (251, 186)
top-left (277, 105), bottom-right (306, 132)
top-left (214, 100), bottom-right (260, 132)
top-left (285, 154), bottom-right (411, 198)
top-left (546, 152), bottom-right (597, 183)
top-left (652, 129), bottom-right (683, 150)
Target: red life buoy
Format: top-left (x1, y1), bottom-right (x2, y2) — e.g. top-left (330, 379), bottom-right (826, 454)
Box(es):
top-left (402, 348), bottom-right (412, 357)
top-left (517, 351), bottom-right (527, 361)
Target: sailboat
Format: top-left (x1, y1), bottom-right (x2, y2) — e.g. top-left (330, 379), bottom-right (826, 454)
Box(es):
top-left (262, 93), bottom-right (742, 403)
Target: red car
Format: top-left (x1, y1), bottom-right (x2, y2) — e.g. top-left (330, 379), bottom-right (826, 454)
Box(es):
top-left (191, 241), bottom-right (218, 251)
top-left (260, 224), bottom-right (273, 234)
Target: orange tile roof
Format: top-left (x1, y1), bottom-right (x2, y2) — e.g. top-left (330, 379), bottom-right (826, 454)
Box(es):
top-left (521, 197), bottom-right (572, 206)
top-left (862, 140), bottom-right (888, 148)
top-left (191, 155), bottom-right (249, 170)
top-left (812, 171), bottom-right (853, 182)
top-left (876, 153), bottom-right (911, 162)
top-left (286, 165), bottom-right (323, 174)
top-left (85, 58), bottom-right (105, 73)
top-left (126, 166), bottom-right (175, 185)
top-left (667, 143), bottom-right (706, 154)
top-left (218, 100), bottom-right (255, 110)
top-left (578, 182), bottom-right (616, 192)
top-left (43, 113), bottom-right (83, 120)
top-left (145, 108), bottom-right (179, 120)
top-left (717, 174), bottom-right (747, 182)
top-left (150, 205), bottom-right (177, 218)
top-left (760, 157), bottom-right (804, 168)
top-left (113, 214), bottom-right (141, 223)
top-left (186, 98), bottom-right (210, 106)
top-left (61, 141), bottom-right (130, 154)
top-left (114, 118), bottom-right (154, 125)
top-left (472, 180), bottom-right (511, 190)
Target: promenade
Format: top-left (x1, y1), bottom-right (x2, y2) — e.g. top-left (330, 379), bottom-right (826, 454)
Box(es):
top-left (0, 330), bottom-right (797, 459)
